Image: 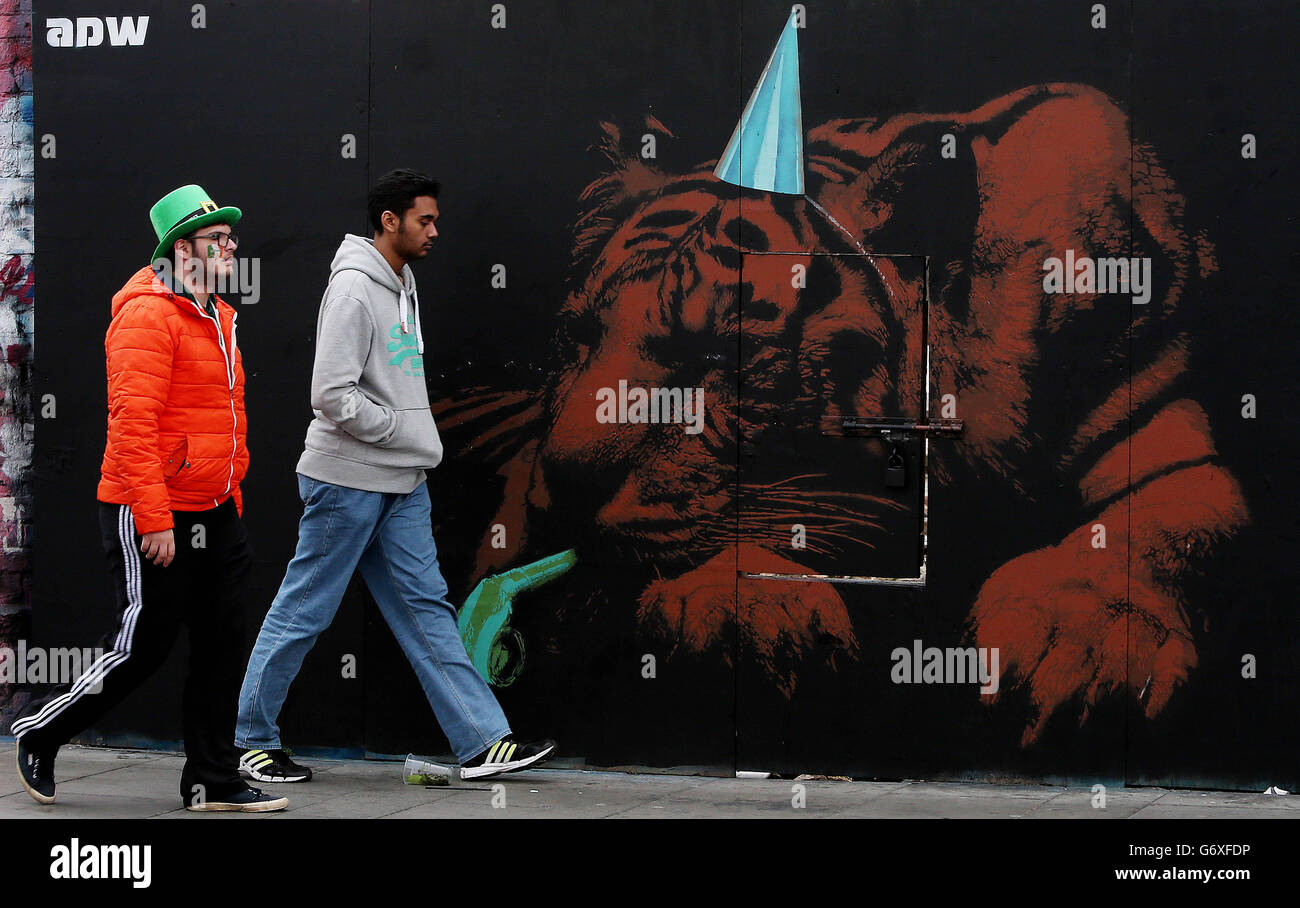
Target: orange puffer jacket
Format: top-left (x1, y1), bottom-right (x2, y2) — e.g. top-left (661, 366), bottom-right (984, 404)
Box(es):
top-left (96, 265), bottom-right (248, 534)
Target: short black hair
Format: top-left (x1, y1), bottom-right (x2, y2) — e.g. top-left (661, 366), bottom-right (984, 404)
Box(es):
top-left (368, 168), bottom-right (441, 233)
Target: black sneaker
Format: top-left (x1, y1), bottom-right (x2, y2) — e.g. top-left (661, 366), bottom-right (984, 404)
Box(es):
top-left (186, 786), bottom-right (288, 813)
top-left (460, 736), bottom-right (556, 780)
top-left (16, 740), bottom-right (56, 804)
top-left (238, 748), bottom-right (312, 783)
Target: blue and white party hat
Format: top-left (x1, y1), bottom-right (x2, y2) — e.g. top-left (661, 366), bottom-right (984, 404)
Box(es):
top-left (714, 9), bottom-right (804, 194)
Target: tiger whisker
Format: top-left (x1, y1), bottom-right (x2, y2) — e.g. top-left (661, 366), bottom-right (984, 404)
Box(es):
top-left (748, 491), bottom-right (899, 510)
top-left (739, 473), bottom-right (831, 490)
top-left (738, 506), bottom-right (890, 527)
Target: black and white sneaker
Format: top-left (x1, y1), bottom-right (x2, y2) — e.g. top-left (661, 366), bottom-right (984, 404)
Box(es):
top-left (186, 787), bottom-right (288, 813)
top-left (460, 736), bottom-right (556, 780)
top-left (16, 740), bottom-right (56, 804)
top-left (238, 748), bottom-right (313, 783)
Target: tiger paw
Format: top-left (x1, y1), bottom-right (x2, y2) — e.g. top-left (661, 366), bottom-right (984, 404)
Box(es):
top-left (637, 544), bottom-right (859, 697)
top-left (970, 541), bottom-right (1197, 746)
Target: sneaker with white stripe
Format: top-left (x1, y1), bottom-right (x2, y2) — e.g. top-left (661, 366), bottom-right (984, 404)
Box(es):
top-left (459, 736), bottom-right (556, 780)
top-left (238, 748), bottom-right (313, 783)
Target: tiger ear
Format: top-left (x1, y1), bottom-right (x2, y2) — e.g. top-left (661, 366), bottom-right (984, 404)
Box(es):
top-left (643, 113), bottom-right (676, 139)
top-left (588, 115), bottom-right (676, 169)
top-left (571, 119), bottom-right (669, 269)
top-left (590, 120), bottom-right (630, 171)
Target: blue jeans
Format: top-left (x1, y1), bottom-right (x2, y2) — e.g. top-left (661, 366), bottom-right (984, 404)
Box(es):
top-left (235, 474), bottom-right (511, 762)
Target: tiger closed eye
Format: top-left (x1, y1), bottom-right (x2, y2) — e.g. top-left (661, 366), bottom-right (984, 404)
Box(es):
top-left (746, 299), bottom-right (783, 322)
top-left (641, 332), bottom-right (728, 373)
top-left (562, 310), bottom-right (604, 347)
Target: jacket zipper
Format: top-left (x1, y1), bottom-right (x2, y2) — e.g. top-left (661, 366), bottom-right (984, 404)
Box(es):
top-left (184, 297), bottom-right (238, 499)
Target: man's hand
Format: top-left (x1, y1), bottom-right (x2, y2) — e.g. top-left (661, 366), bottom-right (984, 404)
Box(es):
top-left (141, 529), bottom-right (176, 567)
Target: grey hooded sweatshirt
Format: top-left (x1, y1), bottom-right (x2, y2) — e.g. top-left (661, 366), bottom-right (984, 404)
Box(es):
top-left (296, 234), bottom-right (443, 493)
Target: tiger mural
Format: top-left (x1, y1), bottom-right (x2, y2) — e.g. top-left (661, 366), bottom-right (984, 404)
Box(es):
top-left (433, 82), bottom-right (1248, 753)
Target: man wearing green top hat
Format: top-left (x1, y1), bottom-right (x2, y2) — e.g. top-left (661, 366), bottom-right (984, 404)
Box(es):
top-left (149, 184), bottom-right (242, 296)
top-left (10, 184), bottom-right (287, 813)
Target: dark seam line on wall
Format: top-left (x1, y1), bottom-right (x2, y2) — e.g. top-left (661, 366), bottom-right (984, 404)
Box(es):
top-left (732, 0), bottom-right (743, 779)
top-left (366, 0), bottom-right (375, 238)
top-left (1125, 0), bottom-right (1136, 790)
top-left (921, 256), bottom-right (930, 573)
top-left (363, 0), bottom-right (374, 750)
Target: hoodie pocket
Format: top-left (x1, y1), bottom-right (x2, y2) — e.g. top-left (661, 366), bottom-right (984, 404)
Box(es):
top-left (371, 408), bottom-right (443, 466)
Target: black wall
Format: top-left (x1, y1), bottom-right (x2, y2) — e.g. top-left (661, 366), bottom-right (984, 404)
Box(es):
top-left (30, 0), bottom-right (1299, 789)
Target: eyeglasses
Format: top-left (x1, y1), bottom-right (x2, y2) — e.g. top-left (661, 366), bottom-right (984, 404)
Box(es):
top-left (189, 232), bottom-right (239, 249)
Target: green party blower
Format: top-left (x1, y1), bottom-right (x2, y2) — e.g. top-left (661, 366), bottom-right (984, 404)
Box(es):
top-left (457, 550), bottom-right (577, 686)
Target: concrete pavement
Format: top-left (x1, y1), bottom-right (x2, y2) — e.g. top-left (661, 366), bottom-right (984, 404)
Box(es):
top-left (1, 742), bottom-right (1296, 819)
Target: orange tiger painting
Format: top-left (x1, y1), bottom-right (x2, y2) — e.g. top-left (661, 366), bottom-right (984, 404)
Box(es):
top-left (434, 83), bottom-right (1248, 749)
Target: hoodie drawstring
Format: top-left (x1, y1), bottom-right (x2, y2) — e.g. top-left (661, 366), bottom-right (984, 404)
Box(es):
top-left (398, 277), bottom-right (425, 356)
top-left (411, 285), bottom-right (424, 355)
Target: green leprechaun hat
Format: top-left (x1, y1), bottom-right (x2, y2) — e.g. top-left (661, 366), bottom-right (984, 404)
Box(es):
top-left (149, 183), bottom-right (241, 263)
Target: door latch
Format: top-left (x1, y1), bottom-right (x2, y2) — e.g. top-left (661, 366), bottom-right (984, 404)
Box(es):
top-left (885, 446), bottom-right (906, 488)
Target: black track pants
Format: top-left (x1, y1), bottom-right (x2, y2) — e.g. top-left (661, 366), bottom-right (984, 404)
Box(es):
top-left (11, 498), bottom-right (250, 803)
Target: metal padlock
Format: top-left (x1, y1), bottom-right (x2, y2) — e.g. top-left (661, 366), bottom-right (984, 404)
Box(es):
top-left (885, 448), bottom-right (906, 488)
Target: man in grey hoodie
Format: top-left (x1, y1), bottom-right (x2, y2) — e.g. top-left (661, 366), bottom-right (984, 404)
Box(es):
top-left (234, 169), bottom-right (555, 782)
